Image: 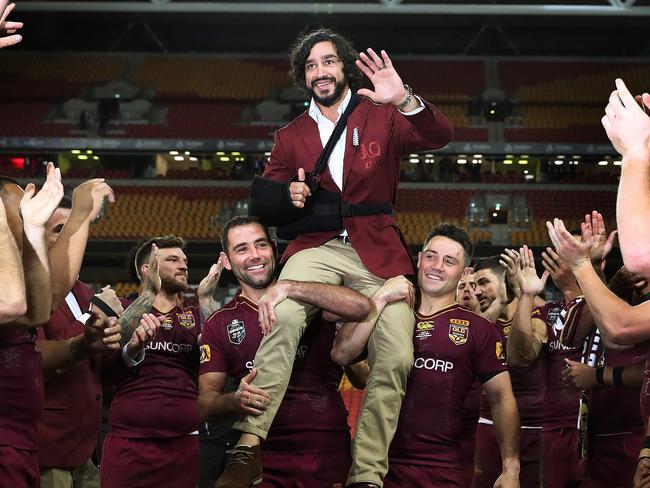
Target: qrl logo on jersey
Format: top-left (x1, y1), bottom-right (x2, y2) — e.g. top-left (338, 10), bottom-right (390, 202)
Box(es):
top-left (227, 319), bottom-right (246, 345)
top-left (414, 357), bottom-right (454, 372)
top-left (449, 323), bottom-right (469, 345)
top-left (178, 312), bottom-right (196, 329)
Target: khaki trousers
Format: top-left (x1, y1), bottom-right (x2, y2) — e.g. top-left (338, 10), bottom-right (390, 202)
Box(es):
top-left (233, 239), bottom-right (414, 487)
top-left (41, 459), bottom-right (100, 488)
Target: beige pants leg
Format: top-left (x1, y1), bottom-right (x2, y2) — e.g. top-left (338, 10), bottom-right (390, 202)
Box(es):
top-left (233, 239), bottom-right (363, 439)
top-left (41, 460), bottom-right (100, 488)
top-left (41, 468), bottom-right (73, 488)
top-left (346, 299), bottom-right (414, 486)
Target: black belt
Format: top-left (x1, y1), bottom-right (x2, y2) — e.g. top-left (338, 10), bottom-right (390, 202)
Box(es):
top-left (311, 202), bottom-right (394, 218)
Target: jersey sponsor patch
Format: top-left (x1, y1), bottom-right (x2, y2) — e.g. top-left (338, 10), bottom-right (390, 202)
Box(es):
top-left (502, 325), bottom-right (512, 337)
top-left (547, 306), bottom-right (562, 327)
top-left (200, 344), bottom-right (211, 363)
top-left (178, 312), bottom-right (196, 329)
top-left (161, 315), bottom-right (174, 330)
top-left (415, 320), bottom-right (434, 341)
top-left (227, 319), bottom-right (246, 345)
top-left (449, 322), bottom-right (469, 345)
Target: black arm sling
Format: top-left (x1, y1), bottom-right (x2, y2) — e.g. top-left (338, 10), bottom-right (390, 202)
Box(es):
top-left (248, 94), bottom-right (393, 240)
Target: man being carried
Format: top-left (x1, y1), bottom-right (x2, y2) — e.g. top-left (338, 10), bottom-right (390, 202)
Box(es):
top-left (219, 27), bottom-right (453, 488)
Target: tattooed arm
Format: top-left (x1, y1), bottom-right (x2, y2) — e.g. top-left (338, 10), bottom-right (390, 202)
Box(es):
top-left (117, 245), bottom-right (161, 347)
top-left (197, 261), bottom-right (224, 323)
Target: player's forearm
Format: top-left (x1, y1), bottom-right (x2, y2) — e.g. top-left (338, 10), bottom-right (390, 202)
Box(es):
top-left (507, 294), bottom-right (539, 367)
top-left (49, 212), bottom-right (90, 309)
top-left (617, 162), bottom-right (650, 277)
top-left (38, 334), bottom-right (90, 381)
top-left (16, 226), bottom-right (51, 326)
top-left (596, 363), bottom-right (644, 389)
top-left (331, 296), bottom-right (385, 366)
top-left (117, 290), bottom-right (155, 347)
top-left (0, 225), bottom-right (27, 322)
top-left (282, 280), bottom-right (372, 322)
top-left (573, 263), bottom-right (645, 344)
top-left (199, 298), bottom-right (217, 323)
top-left (490, 390), bottom-right (521, 472)
top-left (198, 390), bottom-right (237, 421)
top-left (483, 297), bottom-right (505, 323)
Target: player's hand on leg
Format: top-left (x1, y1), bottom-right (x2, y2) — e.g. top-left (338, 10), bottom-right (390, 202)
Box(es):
top-left (634, 458), bottom-right (650, 488)
top-left (233, 368), bottom-right (271, 416)
top-left (257, 281), bottom-right (290, 335)
top-left (493, 470), bottom-right (520, 488)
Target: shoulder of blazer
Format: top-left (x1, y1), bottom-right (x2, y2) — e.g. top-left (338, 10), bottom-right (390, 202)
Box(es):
top-left (276, 109), bottom-right (314, 136)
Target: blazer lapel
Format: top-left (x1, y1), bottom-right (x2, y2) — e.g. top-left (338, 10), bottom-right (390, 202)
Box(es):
top-left (343, 100), bottom-right (370, 191)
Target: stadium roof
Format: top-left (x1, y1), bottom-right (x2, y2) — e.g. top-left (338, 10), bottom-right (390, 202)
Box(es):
top-left (9, 1), bottom-right (650, 56)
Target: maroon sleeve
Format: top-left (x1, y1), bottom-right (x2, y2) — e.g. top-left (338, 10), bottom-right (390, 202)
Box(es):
top-left (473, 321), bottom-right (507, 382)
top-left (199, 314), bottom-right (230, 375)
top-left (391, 100), bottom-right (454, 155)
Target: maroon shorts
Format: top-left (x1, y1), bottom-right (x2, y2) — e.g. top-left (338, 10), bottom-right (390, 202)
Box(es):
top-left (100, 434), bottom-right (199, 488)
top-left (0, 446), bottom-right (39, 488)
top-left (588, 432), bottom-right (643, 488)
top-left (472, 423), bottom-right (540, 488)
top-left (541, 428), bottom-right (586, 488)
top-left (259, 449), bottom-right (351, 488)
top-left (384, 462), bottom-right (463, 488)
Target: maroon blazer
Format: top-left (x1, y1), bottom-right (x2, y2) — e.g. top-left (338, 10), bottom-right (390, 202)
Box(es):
top-left (36, 281), bottom-right (102, 468)
top-left (263, 97), bottom-right (453, 279)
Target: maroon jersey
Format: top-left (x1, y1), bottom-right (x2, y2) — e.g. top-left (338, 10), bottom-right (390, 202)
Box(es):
top-left (199, 292), bottom-right (350, 452)
top-left (389, 304), bottom-right (506, 468)
top-left (479, 313), bottom-right (546, 427)
top-left (108, 304), bottom-right (201, 438)
top-left (37, 281), bottom-right (101, 468)
top-left (591, 343), bottom-right (645, 436)
top-left (541, 298), bottom-right (586, 430)
top-left (0, 326), bottom-right (43, 451)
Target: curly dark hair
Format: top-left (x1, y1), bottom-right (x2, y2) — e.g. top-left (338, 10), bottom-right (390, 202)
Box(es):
top-left (288, 27), bottom-right (363, 95)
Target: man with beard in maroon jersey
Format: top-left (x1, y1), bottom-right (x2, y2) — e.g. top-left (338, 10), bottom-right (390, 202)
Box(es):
top-left (471, 255), bottom-right (545, 488)
top-left (100, 235), bottom-right (206, 488)
top-left (501, 245), bottom-right (592, 488)
top-left (199, 216), bottom-right (371, 488)
top-left (332, 224), bottom-right (520, 488)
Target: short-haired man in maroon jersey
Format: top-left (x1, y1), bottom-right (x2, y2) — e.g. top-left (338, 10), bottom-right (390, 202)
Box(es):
top-left (332, 224), bottom-right (520, 488)
top-left (100, 235), bottom-right (207, 488)
top-left (470, 254), bottom-right (545, 488)
top-left (500, 245), bottom-right (593, 488)
top-left (199, 216), bottom-right (371, 488)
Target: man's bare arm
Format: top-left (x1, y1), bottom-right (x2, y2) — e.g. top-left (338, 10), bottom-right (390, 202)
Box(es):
top-left (117, 246), bottom-right (160, 346)
top-left (330, 276), bottom-right (414, 366)
top-left (49, 179), bottom-right (114, 309)
top-left (502, 247), bottom-right (547, 368)
top-left (257, 280), bottom-right (374, 335)
top-left (0, 199), bottom-right (26, 323)
top-left (39, 316), bottom-right (121, 381)
top-left (199, 369), bottom-right (270, 421)
top-left (484, 371), bottom-right (521, 487)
